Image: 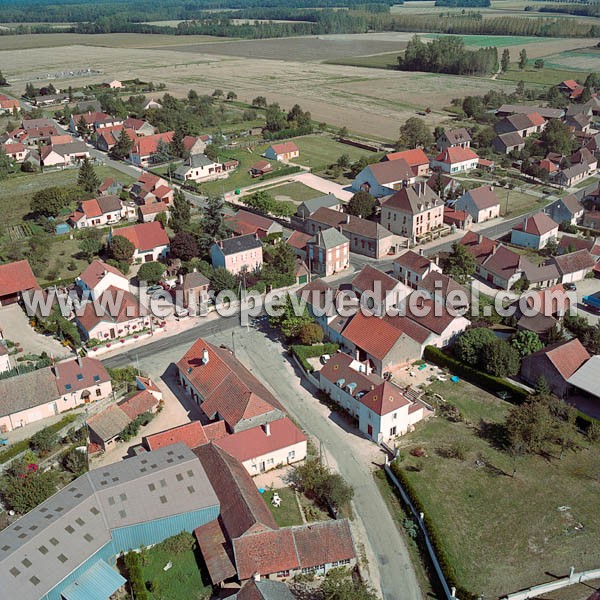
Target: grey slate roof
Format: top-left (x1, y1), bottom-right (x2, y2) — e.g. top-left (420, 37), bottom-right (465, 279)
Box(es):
top-left (189, 153), bottom-right (216, 168)
top-left (86, 404), bottom-right (131, 442)
top-left (236, 579), bottom-right (296, 599)
top-left (298, 194), bottom-right (339, 215)
top-left (52, 141), bottom-right (88, 156)
top-left (0, 444), bottom-right (219, 600)
top-left (215, 234), bottom-right (262, 256)
top-left (310, 227), bottom-right (348, 250)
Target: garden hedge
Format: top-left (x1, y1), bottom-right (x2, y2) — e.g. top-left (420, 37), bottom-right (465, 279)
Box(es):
top-left (291, 343), bottom-right (339, 372)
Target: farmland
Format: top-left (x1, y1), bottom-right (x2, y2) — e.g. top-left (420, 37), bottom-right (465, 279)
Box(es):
top-left (394, 379), bottom-right (600, 597)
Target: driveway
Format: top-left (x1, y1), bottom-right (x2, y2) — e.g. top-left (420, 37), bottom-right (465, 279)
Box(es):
top-left (0, 304), bottom-right (71, 360)
top-left (204, 325), bottom-right (421, 600)
top-left (292, 172), bottom-right (354, 202)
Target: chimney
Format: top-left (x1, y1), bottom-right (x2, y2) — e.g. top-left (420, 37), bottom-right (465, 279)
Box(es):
top-left (253, 573), bottom-right (261, 582)
top-left (338, 225), bottom-right (343, 234)
top-left (370, 384), bottom-right (375, 391)
top-left (477, 233), bottom-right (483, 244)
top-left (54, 366), bottom-right (59, 379)
top-left (201, 348), bottom-right (209, 365)
top-left (76, 355), bottom-right (83, 368)
top-left (178, 273), bottom-right (184, 285)
top-left (419, 248), bottom-right (424, 256)
top-left (218, 240), bottom-right (223, 249)
top-left (523, 217), bottom-right (528, 230)
top-left (255, 232), bottom-right (259, 240)
top-left (345, 214), bottom-right (351, 224)
top-left (263, 422), bottom-right (271, 436)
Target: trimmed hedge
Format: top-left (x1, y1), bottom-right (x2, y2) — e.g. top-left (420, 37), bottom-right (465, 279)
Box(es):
top-left (124, 551), bottom-right (149, 600)
top-left (259, 165), bottom-right (302, 181)
top-left (291, 343), bottom-right (339, 372)
top-left (424, 345), bottom-right (529, 404)
top-left (390, 461), bottom-right (478, 600)
top-left (0, 414), bottom-right (78, 464)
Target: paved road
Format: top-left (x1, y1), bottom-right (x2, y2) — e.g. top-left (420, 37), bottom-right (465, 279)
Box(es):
top-left (207, 326), bottom-right (422, 600)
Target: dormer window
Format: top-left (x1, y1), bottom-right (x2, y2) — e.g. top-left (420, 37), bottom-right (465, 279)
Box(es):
top-left (76, 374), bottom-right (83, 381)
top-left (65, 384), bottom-right (72, 391)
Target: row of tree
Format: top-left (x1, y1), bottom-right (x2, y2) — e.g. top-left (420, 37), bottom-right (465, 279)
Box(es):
top-left (399, 35), bottom-right (498, 76)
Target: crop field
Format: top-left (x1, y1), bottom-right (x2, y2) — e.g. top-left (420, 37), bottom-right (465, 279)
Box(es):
top-left (291, 135), bottom-right (381, 170)
top-left (498, 64), bottom-right (590, 86)
top-left (541, 47), bottom-right (600, 71)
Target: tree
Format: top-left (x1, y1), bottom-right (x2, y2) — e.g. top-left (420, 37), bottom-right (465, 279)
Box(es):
top-left (30, 187), bottom-right (67, 217)
top-left (584, 72), bottom-right (600, 90)
top-left (79, 228), bottom-right (103, 262)
top-left (25, 82), bottom-right (36, 98)
top-left (579, 86), bottom-right (592, 104)
top-left (453, 327), bottom-right (497, 367)
top-left (199, 194), bottom-right (229, 251)
top-left (252, 95), bottom-right (267, 108)
top-left (506, 398), bottom-right (553, 455)
top-left (299, 322), bottom-right (324, 345)
top-left (152, 139), bottom-right (172, 164)
top-left (0, 147), bottom-right (12, 179)
top-left (63, 448), bottom-right (87, 476)
top-left (323, 472), bottom-right (354, 511)
top-left (77, 157), bottom-right (100, 193)
top-left (0, 71), bottom-right (7, 86)
top-left (462, 95), bottom-right (483, 118)
top-left (347, 191), bottom-right (375, 218)
top-left (444, 241), bottom-right (476, 284)
top-left (1, 460), bottom-right (59, 514)
top-left (510, 330), bottom-right (543, 358)
top-left (30, 428), bottom-right (57, 454)
top-left (500, 48), bottom-right (510, 72)
top-left (109, 235), bottom-right (135, 263)
top-left (226, 91), bottom-right (237, 101)
top-left (137, 261), bottom-right (164, 285)
top-left (212, 88), bottom-right (223, 98)
top-left (481, 338), bottom-right (520, 377)
top-left (518, 48), bottom-right (528, 70)
top-left (265, 103), bottom-right (286, 132)
top-left (170, 189), bottom-right (191, 233)
top-left (210, 267), bottom-right (237, 294)
top-left (540, 118), bottom-right (575, 156)
top-left (398, 117), bottom-right (433, 149)
top-left (170, 128), bottom-right (185, 158)
top-left (336, 154), bottom-right (350, 169)
top-left (110, 129), bottom-right (133, 160)
top-left (262, 242), bottom-right (296, 287)
top-left (76, 115), bottom-right (88, 138)
top-left (534, 58), bottom-right (544, 70)
top-left (170, 231), bottom-right (199, 261)
top-left (337, 126), bottom-right (349, 138)
top-left (269, 294), bottom-right (313, 340)
top-left (535, 376), bottom-right (551, 396)
top-left (204, 142), bottom-right (219, 162)
top-left (320, 567), bottom-right (378, 600)
top-left (515, 80), bottom-right (525, 98)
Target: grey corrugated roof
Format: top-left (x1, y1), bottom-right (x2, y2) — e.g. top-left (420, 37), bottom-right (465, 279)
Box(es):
top-left (190, 153), bottom-right (215, 168)
top-left (567, 355), bottom-right (599, 395)
top-left (87, 405), bottom-right (131, 442)
top-left (236, 579), bottom-right (296, 599)
top-left (0, 444), bottom-right (219, 600)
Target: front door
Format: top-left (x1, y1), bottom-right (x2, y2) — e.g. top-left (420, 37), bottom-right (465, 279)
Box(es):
top-left (367, 424), bottom-right (373, 437)
top-left (260, 461), bottom-right (266, 473)
top-left (52, 402), bottom-right (59, 416)
top-left (110, 328), bottom-right (116, 339)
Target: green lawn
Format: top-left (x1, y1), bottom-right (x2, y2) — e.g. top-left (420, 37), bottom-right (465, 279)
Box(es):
top-left (264, 181), bottom-right (322, 203)
top-left (198, 143), bottom-right (288, 196)
top-left (396, 379), bottom-right (600, 597)
top-left (574, 175), bottom-right (599, 189)
top-left (292, 135), bottom-right (382, 171)
top-left (0, 166), bottom-right (134, 228)
top-left (498, 63), bottom-right (590, 86)
top-left (140, 537), bottom-right (212, 600)
top-left (265, 487), bottom-right (304, 527)
top-left (501, 190), bottom-right (546, 217)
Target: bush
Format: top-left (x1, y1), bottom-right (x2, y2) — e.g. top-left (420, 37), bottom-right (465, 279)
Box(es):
top-left (124, 552), bottom-right (149, 600)
top-left (299, 322), bottom-right (324, 345)
top-left (158, 531), bottom-right (195, 555)
top-left (291, 343), bottom-right (339, 372)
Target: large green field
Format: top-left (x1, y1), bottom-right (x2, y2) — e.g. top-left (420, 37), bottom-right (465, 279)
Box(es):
top-left (292, 135), bottom-right (381, 171)
top-left (263, 181), bottom-right (323, 203)
top-left (0, 166), bottom-right (134, 227)
top-left (394, 379), bottom-right (600, 597)
top-left (324, 52), bottom-right (400, 70)
top-left (498, 63), bottom-right (590, 86)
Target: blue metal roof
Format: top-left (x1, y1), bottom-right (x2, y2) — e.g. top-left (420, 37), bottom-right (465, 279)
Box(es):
top-left (61, 560), bottom-right (126, 600)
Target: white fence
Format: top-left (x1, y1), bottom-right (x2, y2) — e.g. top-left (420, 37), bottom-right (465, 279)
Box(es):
top-left (505, 568), bottom-right (600, 599)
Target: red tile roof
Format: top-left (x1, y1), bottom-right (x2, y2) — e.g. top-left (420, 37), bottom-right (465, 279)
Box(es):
top-left (367, 158), bottom-right (413, 185)
top-left (351, 264), bottom-right (399, 296)
top-left (513, 212), bottom-right (558, 236)
top-left (80, 198), bottom-right (103, 218)
top-left (528, 112), bottom-right (545, 126)
top-left (78, 111), bottom-right (110, 125)
top-left (561, 80), bottom-right (580, 91)
top-left (234, 529), bottom-right (298, 580)
top-left (77, 286), bottom-right (141, 332)
top-left (225, 210), bottom-right (276, 237)
top-left (552, 249), bottom-right (596, 275)
top-left (394, 250), bottom-right (434, 275)
top-left (404, 296), bottom-right (462, 335)
top-left (145, 421), bottom-right (208, 451)
top-left (287, 230), bottom-right (313, 251)
top-left (465, 185), bottom-right (500, 210)
top-left (118, 389), bottom-right (158, 420)
top-left (139, 202), bottom-right (169, 216)
top-left (269, 141), bottom-right (298, 155)
top-left (292, 520), bottom-right (355, 569)
top-left (78, 259), bottom-right (126, 290)
top-left (114, 221), bottom-right (169, 251)
top-left (342, 312), bottom-right (404, 360)
top-left (214, 418), bottom-right (306, 463)
top-left (319, 352), bottom-right (383, 398)
top-left (434, 146), bottom-right (479, 164)
top-left (98, 178), bottom-right (115, 192)
top-left (133, 131), bottom-right (174, 157)
top-left (358, 381), bottom-right (410, 415)
top-left (195, 520), bottom-right (238, 584)
top-left (1, 142), bottom-right (25, 156)
top-left (53, 356), bottom-right (110, 395)
top-left (530, 338), bottom-right (590, 379)
top-left (0, 259), bottom-right (38, 297)
top-left (177, 338), bottom-right (284, 429)
top-left (385, 148), bottom-right (429, 167)
top-left (203, 420), bottom-right (228, 441)
top-left (460, 231), bottom-right (498, 263)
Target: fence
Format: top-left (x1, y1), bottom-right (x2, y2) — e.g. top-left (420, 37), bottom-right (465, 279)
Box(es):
top-left (504, 567), bottom-right (600, 600)
top-left (383, 462), bottom-right (458, 600)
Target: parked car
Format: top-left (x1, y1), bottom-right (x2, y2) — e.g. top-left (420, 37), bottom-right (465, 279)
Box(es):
top-left (174, 307), bottom-right (189, 318)
top-left (564, 282), bottom-right (577, 291)
top-left (147, 284), bottom-right (163, 294)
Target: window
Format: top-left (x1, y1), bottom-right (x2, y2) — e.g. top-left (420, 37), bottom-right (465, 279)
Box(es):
top-left (277, 570), bottom-right (290, 577)
top-left (288, 450), bottom-right (296, 460)
top-left (390, 426), bottom-right (397, 436)
top-left (267, 458), bottom-right (275, 465)
top-left (95, 388), bottom-right (102, 397)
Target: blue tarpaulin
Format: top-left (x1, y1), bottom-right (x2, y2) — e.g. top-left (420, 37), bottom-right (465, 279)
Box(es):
top-left (61, 560), bottom-right (126, 600)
